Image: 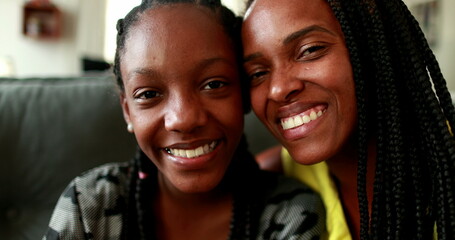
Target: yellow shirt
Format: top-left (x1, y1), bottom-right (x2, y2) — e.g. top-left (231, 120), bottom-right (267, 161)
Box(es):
top-left (282, 149), bottom-right (352, 240)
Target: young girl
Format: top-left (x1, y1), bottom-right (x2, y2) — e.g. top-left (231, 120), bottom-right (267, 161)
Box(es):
top-left (43, 1), bottom-right (326, 239)
top-left (242, 0), bottom-right (455, 239)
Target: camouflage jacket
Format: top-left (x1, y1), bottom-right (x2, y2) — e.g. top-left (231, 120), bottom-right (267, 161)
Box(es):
top-left (43, 162), bottom-right (326, 240)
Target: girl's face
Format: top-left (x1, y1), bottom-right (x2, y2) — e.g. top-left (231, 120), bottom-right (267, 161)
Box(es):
top-left (120, 5), bottom-right (244, 194)
top-left (242, 0), bottom-right (357, 164)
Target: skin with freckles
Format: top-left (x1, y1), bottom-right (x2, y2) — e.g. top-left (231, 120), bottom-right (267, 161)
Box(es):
top-left (120, 5), bottom-right (244, 195)
top-left (243, 0), bottom-right (357, 166)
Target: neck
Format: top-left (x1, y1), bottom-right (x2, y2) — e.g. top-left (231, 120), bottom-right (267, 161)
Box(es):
top-left (325, 139), bottom-right (376, 240)
top-left (153, 174), bottom-right (232, 240)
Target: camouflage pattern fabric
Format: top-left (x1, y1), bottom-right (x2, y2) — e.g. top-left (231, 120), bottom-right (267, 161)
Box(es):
top-left (43, 162), bottom-right (325, 240)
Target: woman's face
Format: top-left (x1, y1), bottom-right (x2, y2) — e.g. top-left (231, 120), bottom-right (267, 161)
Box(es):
top-left (120, 5), bottom-right (244, 194)
top-left (242, 0), bottom-right (357, 164)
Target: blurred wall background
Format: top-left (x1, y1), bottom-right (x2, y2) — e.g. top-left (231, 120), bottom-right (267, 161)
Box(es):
top-left (0, 0), bottom-right (453, 93)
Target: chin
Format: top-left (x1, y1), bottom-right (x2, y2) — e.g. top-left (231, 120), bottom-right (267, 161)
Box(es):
top-left (178, 183), bottom-right (218, 194)
top-left (176, 176), bottom-right (222, 194)
top-left (286, 144), bottom-right (332, 166)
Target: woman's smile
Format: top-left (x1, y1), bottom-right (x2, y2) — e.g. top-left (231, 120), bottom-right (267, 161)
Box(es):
top-left (279, 106), bottom-right (326, 130)
top-left (243, 0), bottom-right (357, 165)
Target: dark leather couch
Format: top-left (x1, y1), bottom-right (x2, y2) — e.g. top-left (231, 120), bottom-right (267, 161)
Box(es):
top-left (0, 75), bottom-right (277, 240)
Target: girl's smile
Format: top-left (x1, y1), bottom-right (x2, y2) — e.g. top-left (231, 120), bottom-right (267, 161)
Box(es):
top-left (120, 5), bottom-right (244, 194)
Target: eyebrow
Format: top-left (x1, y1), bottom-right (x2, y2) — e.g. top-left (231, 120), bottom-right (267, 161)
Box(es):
top-left (243, 25), bottom-right (335, 63)
top-left (128, 67), bottom-right (161, 81)
top-left (243, 52), bottom-right (263, 64)
top-left (127, 57), bottom-right (232, 80)
top-left (283, 25), bottom-right (335, 45)
top-left (194, 57), bottom-right (233, 72)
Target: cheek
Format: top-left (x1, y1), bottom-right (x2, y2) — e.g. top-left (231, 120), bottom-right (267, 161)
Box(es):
top-left (250, 86), bottom-right (266, 117)
top-left (227, 96), bottom-right (245, 129)
top-left (215, 93), bottom-right (245, 134)
top-left (332, 63), bottom-right (357, 131)
top-left (336, 64), bottom-right (356, 110)
top-left (322, 55), bottom-right (356, 104)
top-left (130, 110), bottom-right (161, 147)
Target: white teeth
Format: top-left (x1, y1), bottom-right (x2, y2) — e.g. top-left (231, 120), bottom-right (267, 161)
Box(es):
top-left (302, 115), bottom-right (311, 124)
top-left (166, 141), bottom-right (218, 158)
top-left (195, 146), bottom-right (204, 156)
top-left (203, 144), bottom-right (210, 153)
top-left (294, 116), bottom-right (303, 125)
top-left (283, 118), bottom-right (294, 130)
top-left (178, 149), bottom-right (186, 157)
top-left (281, 110), bottom-right (324, 130)
top-left (186, 149), bottom-right (196, 158)
top-left (310, 111), bottom-right (317, 120)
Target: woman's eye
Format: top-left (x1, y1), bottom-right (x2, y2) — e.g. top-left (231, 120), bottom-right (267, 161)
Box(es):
top-left (249, 71), bottom-right (268, 80)
top-left (297, 45), bottom-right (326, 60)
top-left (203, 80), bottom-right (226, 90)
top-left (247, 69), bottom-right (269, 86)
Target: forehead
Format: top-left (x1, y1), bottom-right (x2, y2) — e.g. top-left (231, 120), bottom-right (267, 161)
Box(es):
top-left (123, 5), bottom-right (232, 58)
top-left (130, 4), bottom-right (222, 41)
top-left (243, 0), bottom-right (342, 42)
top-left (120, 4), bottom-right (236, 80)
top-left (123, 3), bottom-right (233, 57)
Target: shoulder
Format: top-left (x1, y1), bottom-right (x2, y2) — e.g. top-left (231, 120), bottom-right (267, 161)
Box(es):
top-left (258, 170), bottom-right (321, 203)
top-left (257, 172), bottom-right (326, 240)
top-left (45, 162), bottom-right (131, 239)
top-left (76, 161), bottom-right (130, 185)
top-left (56, 161), bottom-right (130, 207)
top-left (72, 161), bottom-right (130, 212)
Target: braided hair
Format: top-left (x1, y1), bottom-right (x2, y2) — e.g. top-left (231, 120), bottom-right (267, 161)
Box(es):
top-left (245, 0), bottom-right (455, 239)
top-left (113, 1), bottom-right (259, 239)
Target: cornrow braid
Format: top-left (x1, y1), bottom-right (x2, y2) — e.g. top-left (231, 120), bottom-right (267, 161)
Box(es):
top-left (327, 1), bottom-right (372, 239)
top-left (120, 149), bottom-right (139, 240)
top-left (120, 149), bottom-right (153, 240)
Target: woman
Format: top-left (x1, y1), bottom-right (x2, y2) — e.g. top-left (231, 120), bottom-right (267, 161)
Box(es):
top-left (43, 0), bottom-right (325, 239)
top-left (242, 0), bottom-right (455, 239)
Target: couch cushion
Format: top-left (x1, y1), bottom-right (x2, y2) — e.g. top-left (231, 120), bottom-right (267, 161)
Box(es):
top-left (0, 76), bottom-right (137, 240)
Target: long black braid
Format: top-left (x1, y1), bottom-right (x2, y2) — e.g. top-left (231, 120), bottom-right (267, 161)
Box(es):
top-left (326, 0), bottom-right (455, 239)
top-left (244, 0), bottom-right (455, 239)
top-left (328, 0), bottom-right (455, 239)
top-left (113, 0), bottom-right (260, 239)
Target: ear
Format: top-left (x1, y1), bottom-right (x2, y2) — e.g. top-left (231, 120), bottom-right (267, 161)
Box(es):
top-left (120, 92), bottom-right (132, 126)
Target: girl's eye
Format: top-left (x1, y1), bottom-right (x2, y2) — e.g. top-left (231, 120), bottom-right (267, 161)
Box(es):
top-left (297, 45), bottom-right (326, 60)
top-left (136, 90), bottom-right (160, 99)
top-left (203, 80), bottom-right (226, 90)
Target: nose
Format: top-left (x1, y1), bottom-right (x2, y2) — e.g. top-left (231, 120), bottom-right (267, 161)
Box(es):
top-left (164, 93), bottom-right (208, 133)
top-left (268, 69), bottom-right (304, 103)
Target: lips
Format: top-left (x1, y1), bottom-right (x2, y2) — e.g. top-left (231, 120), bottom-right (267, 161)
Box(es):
top-left (164, 140), bottom-right (219, 159)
